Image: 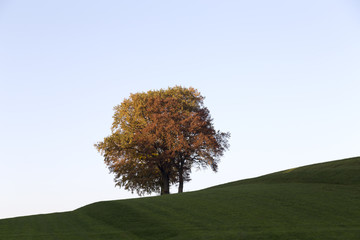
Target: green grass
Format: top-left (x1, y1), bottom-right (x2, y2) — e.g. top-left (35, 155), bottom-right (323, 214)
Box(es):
top-left (1, 157), bottom-right (360, 240)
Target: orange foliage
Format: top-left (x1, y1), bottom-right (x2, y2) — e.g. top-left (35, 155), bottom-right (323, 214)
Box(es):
top-left (95, 86), bottom-right (230, 195)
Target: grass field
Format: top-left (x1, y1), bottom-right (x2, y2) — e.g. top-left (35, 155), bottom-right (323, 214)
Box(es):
top-left (0, 157), bottom-right (359, 240)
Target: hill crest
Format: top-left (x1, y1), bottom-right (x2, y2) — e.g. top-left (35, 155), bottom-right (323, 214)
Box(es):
top-left (223, 156), bottom-right (360, 187)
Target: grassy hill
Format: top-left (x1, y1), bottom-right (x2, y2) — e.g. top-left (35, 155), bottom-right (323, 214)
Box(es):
top-left (1, 157), bottom-right (359, 240)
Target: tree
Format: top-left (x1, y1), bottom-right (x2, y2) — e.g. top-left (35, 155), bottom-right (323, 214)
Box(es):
top-left (95, 86), bottom-right (230, 195)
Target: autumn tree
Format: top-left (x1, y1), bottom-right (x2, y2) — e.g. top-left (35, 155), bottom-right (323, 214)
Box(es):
top-left (95, 86), bottom-right (230, 195)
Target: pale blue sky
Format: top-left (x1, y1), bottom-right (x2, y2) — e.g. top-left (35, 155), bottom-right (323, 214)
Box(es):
top-left (0, 0), bottom-right (359, 219)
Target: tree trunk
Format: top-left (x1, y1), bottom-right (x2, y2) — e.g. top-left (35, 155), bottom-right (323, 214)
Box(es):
top-left (160, 171), bottom-right (170, 195)
top-left (177, 157), bottom-right (186, 193)
top-left (178, 173), bottom-right (183, 193)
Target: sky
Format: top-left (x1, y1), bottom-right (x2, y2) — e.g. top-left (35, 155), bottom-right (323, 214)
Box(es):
top-left (0, 0), bottom-right (359, 219)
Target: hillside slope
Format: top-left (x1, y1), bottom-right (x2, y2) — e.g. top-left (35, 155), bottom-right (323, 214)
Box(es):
top-left (219, 156), bottom-right (360, 187)
top-left (0, 157), bottom-right (359, 240)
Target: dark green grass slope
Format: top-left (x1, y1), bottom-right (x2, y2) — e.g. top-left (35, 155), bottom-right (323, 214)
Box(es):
top-left (1, 157), bottom-right (360, 240)
top-left (219, 156), bottom-right (360, 187)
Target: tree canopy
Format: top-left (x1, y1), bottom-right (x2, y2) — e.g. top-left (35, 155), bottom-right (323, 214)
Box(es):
top-left (95, 86), bottom-right (230, 195)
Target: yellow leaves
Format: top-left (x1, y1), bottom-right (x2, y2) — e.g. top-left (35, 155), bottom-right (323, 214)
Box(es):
top-left (96, 86), bottom-right (230, 196)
